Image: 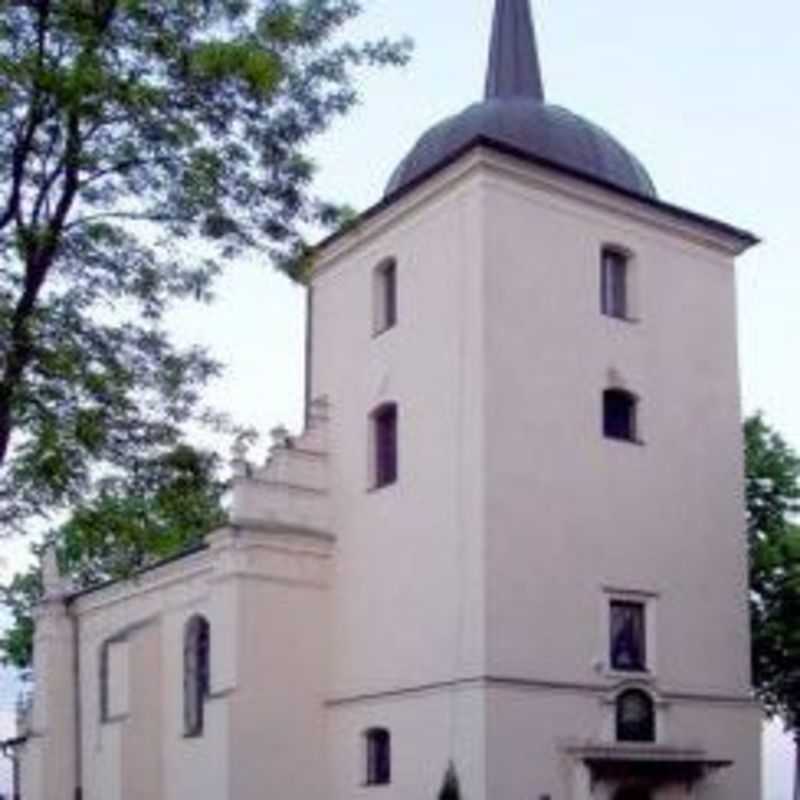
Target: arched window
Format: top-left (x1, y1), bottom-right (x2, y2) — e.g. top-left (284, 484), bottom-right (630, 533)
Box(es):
top-left (616, 689), bottom-right (655, 743)
top-left (370, 403), bottom-right (398, 488)
top-left (603, 389), bottom-right (638, 442)
top-left (183, 615), bottom-right (210, 737)
top-left (364, 727), bottom-right (391, 785)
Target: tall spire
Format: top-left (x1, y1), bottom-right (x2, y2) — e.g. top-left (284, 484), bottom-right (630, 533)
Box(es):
top-left (484, 0), bottom-right (544, 101)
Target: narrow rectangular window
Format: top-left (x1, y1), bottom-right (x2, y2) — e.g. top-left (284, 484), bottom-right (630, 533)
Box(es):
top-left (383, 261), bottom-right (397, 329)
top-left (184, 616), bottom-right (211, 737)
top-left (603, 389), bottom-right (637, 442)
top-left (610, 601), bottom-right (647, 672)
top-left (100, 645), bottom-right (109, 722)
top-left (374, 259), bottom-right (397, 334)
top-left (365, 728), bottom-right (391, 785)
top-left (372, 404), bottom-right (398, 488)
top-left (601, 249), bottom-right (628, 319)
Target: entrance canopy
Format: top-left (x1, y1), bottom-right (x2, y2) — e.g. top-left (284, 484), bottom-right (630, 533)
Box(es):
top-left (569, 745), bottom-right (732, 791)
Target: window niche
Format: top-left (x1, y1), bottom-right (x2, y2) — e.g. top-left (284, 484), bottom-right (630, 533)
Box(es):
top-left (183, 615), bottom-right (211, 737)
top-left (373, 258), bottom-right (397, 336)
top-left (370, 403), bottom-right (398, 489)
top-left (610, 600), bottom-right (647, 673)
top-left (364, 727), bottom-right (391, 786)
top-left (601, 247), bottom-right (632, 320)
top-left (100, 638), bottom-right (130, 723)
top-left (616, 689), bottom-right (656, 743)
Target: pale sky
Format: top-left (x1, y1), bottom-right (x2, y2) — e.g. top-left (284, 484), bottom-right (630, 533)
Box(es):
top-left (2, 0), bottom-right (798, 795)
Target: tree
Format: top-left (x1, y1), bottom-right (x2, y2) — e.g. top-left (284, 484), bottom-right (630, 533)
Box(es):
top-left (438, 762), bottom-right (461, 800)
top-left (0, 565), bottom-right (42, 672)
top-left (1, 443), bottom-right (228, 672)
top-left (745, 413), bottom-right (800, 798)
top-left (0, 0), bottom-right (410, 527)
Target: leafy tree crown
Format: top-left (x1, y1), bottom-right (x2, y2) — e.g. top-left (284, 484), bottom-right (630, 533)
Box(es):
top-left (0, 0), bottom-right (410, 525)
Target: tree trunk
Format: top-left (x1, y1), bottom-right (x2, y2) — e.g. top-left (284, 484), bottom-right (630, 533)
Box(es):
top-left (0, 111), bottom-right (81, 468)
top-left (0, 257), bottom-right (48, 466)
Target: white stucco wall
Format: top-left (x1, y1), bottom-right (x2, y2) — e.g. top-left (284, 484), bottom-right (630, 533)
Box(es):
top-left (326, 687), bottom-right (486, 799)
top-left (482, 166), bottom-right (750, 690)
top-left (478, 159), bottom-right (759, 797)
top-left (311, 148), bottom-right (759, 799)
top-left (312, 172), bottom-right (489, 796)
top-left (74, 550), bottom-right (230, 800)
top-left (228, 542), bottom-right (332, 800)
top-left (57, 522), bottom-right (332, 800)
top-left (313, 174), bottom-right (487, 692)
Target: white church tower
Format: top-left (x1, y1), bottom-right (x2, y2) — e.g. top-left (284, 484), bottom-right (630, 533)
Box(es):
top-left (310, 0), bottom-right (760, 798)
top-left (15, 2), bottom-right (761, 799)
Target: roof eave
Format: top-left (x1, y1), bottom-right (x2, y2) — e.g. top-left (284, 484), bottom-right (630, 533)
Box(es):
top-left (65, 541), bottom-right (211, 604)
top-left (313, 136), bottom-right (759, 263)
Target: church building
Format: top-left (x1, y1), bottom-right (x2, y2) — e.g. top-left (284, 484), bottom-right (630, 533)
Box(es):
top-left (15, 1), bottom-right (761, 798)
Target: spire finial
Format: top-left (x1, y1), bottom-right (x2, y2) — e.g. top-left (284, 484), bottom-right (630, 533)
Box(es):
top-left (484, 0), bottom-right (544, 101)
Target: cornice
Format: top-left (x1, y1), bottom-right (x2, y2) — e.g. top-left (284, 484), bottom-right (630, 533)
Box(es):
top-left (312, 139), bottom-right (758, 277)
top-left (325, 674), bottom-right (758, 709)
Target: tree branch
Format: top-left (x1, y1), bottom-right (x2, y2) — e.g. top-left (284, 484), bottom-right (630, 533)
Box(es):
top-left (0, 109), bottom-right (81, 466)
top-left (31, 149), bottom-right (68, 230)
top-left (78, 157), bottom-right (157, 188)
top-left (65, 210), bottom-right (192, 231)
top-left (0, 0), bottom-right (51, 234)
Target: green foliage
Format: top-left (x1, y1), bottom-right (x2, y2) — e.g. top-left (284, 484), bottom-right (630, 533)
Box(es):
top-left (0, 567), bottom-right (42, 672)
top-left (0, 0), bottom-right (411, 526)
top-left (1, 444), bottom-right (228, 671)
top-left (745, 413), bottom-right (800, 740)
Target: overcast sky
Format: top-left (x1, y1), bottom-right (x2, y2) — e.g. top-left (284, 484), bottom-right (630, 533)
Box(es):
top-left (1, 0), bottom-right (798, 796)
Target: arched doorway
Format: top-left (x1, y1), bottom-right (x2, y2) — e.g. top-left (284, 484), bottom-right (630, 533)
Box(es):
top-left (613, 788), bottom-right (651, 800)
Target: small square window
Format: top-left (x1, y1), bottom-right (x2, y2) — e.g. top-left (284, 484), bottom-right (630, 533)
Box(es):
top-left (610, 601), bottom-right (647, 672)
top-left (601, 249), bottom-right (628, 319)
top-left (373, 259), bottom-right (397, 335)
top-left (371, 404), bottom-right (398, 488)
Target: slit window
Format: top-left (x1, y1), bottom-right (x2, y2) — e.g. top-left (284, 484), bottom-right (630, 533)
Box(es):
top-left (601, 248), bottom-right (629, 319)
top-left (374, 259), bottom-right (397, 334)
top-left (610, 601), bottom-right (647, 672)
top-left (616, 689), bottom-right (656, 743)
top-left (603, 389), bottom-right (638, 442)
top-left (371, 404), bottom-right (398, 488)
top-left (364, 728), bottom-right (391, 785)
top-left (184, 615), bottom-right (211, 737)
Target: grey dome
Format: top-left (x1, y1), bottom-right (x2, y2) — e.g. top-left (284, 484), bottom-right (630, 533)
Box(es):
top-left (385, 0), bottom-right (656, 200)
top-left (385, 98), bottom-right (657, 199)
